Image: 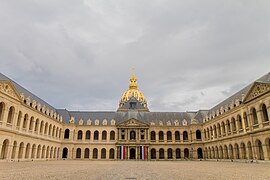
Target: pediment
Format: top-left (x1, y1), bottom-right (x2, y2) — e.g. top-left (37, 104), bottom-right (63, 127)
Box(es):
top-left (0, 81), bottom-right (21, 101)
top-left (244, 82), bottom-right (270, 103)
top-left (117, 118), bottom-right (149, 127)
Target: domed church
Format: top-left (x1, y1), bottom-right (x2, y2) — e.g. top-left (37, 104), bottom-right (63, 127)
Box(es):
top-left (0, 71), bottom-right (270, 161)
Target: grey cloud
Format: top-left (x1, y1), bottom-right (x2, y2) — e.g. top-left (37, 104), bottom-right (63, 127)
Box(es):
top-left (0, 0), bottom-right (270, 112)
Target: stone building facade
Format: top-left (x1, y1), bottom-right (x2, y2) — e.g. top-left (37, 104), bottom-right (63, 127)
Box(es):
top-left (0, 71), bottom-right (269, 161)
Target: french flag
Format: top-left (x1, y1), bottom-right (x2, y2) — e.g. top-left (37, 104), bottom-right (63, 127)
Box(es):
top-left (140, 146), bottom-right (147, 160)
top-left (120, 146), bottom-right (126, 160)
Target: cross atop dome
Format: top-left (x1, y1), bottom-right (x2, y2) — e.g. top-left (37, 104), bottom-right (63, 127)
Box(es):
top-left (129, 68), bottom-right (137, 89)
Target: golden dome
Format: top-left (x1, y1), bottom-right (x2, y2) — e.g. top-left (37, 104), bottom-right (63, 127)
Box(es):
top-left (119, 69), bottom-right (147, 108)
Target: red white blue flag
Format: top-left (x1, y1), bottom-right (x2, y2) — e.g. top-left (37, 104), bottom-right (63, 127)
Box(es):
top-left (140, 145), bottom-right (147, 160)
top-left (120, 146), bottom-right (126, 160)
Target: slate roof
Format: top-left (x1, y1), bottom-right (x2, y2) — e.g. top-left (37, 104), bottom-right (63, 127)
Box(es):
top-left (57, 109), bottom-right (207, 126)
top-left (0, 73), bottom-right (56, 111)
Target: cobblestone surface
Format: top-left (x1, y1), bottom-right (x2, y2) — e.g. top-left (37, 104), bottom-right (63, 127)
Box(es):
top-left (0, 160), bottom-right (270, 180)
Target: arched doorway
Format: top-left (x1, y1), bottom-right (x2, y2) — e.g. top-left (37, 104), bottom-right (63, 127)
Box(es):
top-left (176, 148), bottom-right (181, 159)
top-left (62, 148), bottom-right (68, 158)
top-left (130, 148), bottom-right (136, 159)
top-left (76, 148), bottom-right (81, 159)
top-left (184, 148), bottom-right (189, 158)
top-left (101, 148), bottom-right (106, 159)
top-left (266, 138), bottom-right (270, 160)
top-left (159, 148), bottom-right (165, 159)
top-left (84, 148), bottom-right (90, 159)
top-left (197, 148), bottom-right (203, 159)
top-left (0, 139), bottom-right (9, 159)
top-left (256, 139), bottom-right (264, 160)
top-left (93, 148), bottom-right (98, 159)
top-left (167, 148), bottom-right (173, 159)
top-left (151, 149), bottom-right (156, 159)
top-left (109, 148), bottom-right (115, 159)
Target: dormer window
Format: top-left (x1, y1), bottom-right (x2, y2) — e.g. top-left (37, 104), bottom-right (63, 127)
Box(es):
top-left (129, 102), bottom-right (137, 109)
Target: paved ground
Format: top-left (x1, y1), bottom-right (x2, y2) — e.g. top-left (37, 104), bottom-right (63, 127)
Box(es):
top-left (0, 160), bottom-right (270, 180)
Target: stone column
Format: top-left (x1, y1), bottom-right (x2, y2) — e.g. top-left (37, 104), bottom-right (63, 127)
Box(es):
top-left (14, 145), bottom-right (20, 160)
top-left (117, 129), bottom-right (120, 140)
top-left (251, 141), bottom-right (256, 160)
top-left (59, 148), bottom-right (63, 159)
top-left (147, 147), bottom-right (150, 160)
top-left (235, 119), bottom-right (239, 134)
top-left (239, 146), bottom-right (243, 159)
top-left (69, 148), bottom-right (75, 159)
top-left (181, 150), bottom-right (184, 159)
top-left (6, 144), bottom-right (12, 161)
top-left (27, 118), bottom-right (32, 132)
top-left (225, 123), bottom-right (229, 136)
top-left (215, 127), bottom-right (219, 138)
top-left (118, 146), bottom-right (120, 159)
top-left (245, 146), bottom-right (250, 160)
top-left (21, 147), bottom-right (25, 160)
top-left (19, 114), bottom-right (25, 130)
top-left (0, 144), bottom-right (2, 159)
top-left (257, 109), bottom-right (263, 128)
top-left (91, 131), bottom-right (94, 142)
top-left (262, 144), bottom-right (269, 160)
top-left (1, 107), bottom-right (9, 126)
top-left (180, 132), bottom-right (183, 142)
top-left (267, 106), bottom-right (270, 123)
top-left (248, 112), bottom-right (254, 131)
top-left (12, 110), bottom-right (19, 130)
top-left (194, 148), bottom-right (198, 159)
top-left (126, 146), bottom-right (129, 159)
top-left (241, 114), bottom-right (246, 133)
top-left (223, 124), bottom-right (227, 137)
top-left (81, 149), bottom-right (85, 159)
top-left (137, 146), bottom-right (140, 160)
top-left (32, 147), bottom-right (36, 159)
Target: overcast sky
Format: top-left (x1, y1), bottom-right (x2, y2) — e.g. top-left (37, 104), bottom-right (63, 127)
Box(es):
top-left (1, 0), bottom-right (270, 112)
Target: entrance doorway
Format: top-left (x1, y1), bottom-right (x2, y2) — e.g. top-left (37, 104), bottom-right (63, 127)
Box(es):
top-left (197, 148), bottom-right (203, 159)
top-left (130, 148), bottom-right (136, 159)
top-left (62, 148), bottom-right (68, 158)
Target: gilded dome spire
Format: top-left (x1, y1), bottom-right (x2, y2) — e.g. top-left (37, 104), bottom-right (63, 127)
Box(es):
top-left (129, 68), bottom-right (137, 89)
top-left (118, 69), bottom-right (148, 111)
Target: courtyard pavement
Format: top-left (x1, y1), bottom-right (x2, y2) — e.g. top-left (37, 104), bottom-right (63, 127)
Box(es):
top-left (0, 160), bottom-right (269, 180)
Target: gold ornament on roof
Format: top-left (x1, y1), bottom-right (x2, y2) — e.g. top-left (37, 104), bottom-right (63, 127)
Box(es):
top-left (129, 68), bottom-right (137, 89)
top-left (119, 69), bottom-right (147, 108)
